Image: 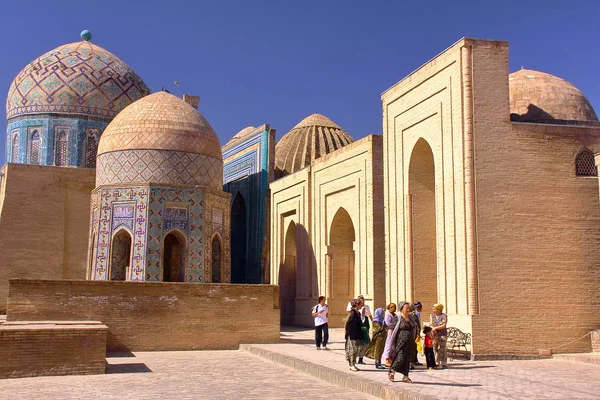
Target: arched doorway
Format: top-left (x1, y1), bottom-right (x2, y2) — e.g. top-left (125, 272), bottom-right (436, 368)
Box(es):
top-left (327, 208), bottom-right (355, 326)
top-left (231, 192), bottom-right (247, 283)
top-left (163, 231), bottom-right (186, 282)
top-left (409, 138), bottom-right (437, 309)
top-left (279, 221), bottom-right (297, 325)
top-left (211, 235), bottom-right (222, 283)
top-left (110, 229), bottom-right (132, 281)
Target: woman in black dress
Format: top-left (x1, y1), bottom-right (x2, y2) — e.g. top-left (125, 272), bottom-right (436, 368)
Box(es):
top-left (388, 301), bottom-right (416, 383)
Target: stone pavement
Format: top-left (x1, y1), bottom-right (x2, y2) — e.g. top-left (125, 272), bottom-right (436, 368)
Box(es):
top-left (1, 326), bottom-right (599, 400)
top-left (242, 327), bottom-right (600, 400)
top-left (0, 350), bottom-right (377, 400)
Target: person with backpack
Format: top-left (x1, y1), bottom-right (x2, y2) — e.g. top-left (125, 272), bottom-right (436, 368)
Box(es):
top-left (311, 296), bottom-right (329, 350)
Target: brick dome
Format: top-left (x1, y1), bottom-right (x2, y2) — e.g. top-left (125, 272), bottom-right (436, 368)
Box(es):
top-left (6, 40), bottom-right (149, 120)
top-left (96, 91), bottom-right (223, 188)
top-left (275, 113), bottom-right (353, 176)
top-left (509, 69), bottom-right (598, 122)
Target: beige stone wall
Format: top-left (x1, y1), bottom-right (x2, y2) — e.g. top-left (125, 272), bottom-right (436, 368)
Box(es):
top-left (383, 37), bottom-right (600, 355)
top-left (382, 39), bottom-right (476, 329)
top-left (7, 279), bottom-right (280, 351)
top-left (0, 164), bottom-right (95, 313)
top-left (270, 136), bottom-right (384, 327)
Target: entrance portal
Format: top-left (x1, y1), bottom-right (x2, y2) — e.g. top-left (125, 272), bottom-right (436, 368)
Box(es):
top-left (211, 235), bottom-right (222, 283)
top-left (231, 192), bottom-right (247, 283)
top-left (110, 229), bottom-right (132, 281)
top-left (327, 207), bottom-right (355, 326)
top-left (280, 221), bottom-right (297, 325)
top-left (409, 138), bottom-right (437, 309)
top-left (163, 231), bottom-right (186, 282)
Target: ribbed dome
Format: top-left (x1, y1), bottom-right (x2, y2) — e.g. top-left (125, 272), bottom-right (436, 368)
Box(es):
top-left (275, 114), bottom-right (353, 176)
top-left (6, 40), bottom-right (149, 120)
top-left (509, 69), bottom-right (598, 122)
top-left (98, 91), bottom-right (222, 159)
top-left (96, 91), bottom-right (223, 189)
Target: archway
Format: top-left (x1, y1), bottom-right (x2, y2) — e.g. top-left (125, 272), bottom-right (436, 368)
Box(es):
top-left (279, 221), bottom-right (297, 325)
top-left (163, 230), bottom-right (186, 282)
top-left (110, 229), bottom-right (132, 281)
top-left (327, 208), bottom-right (355, 326)
top-left (211, 235), bottom-right (222, 283)
top-left (231, 192), bottom-right (247, 283)
top-left (409, 138), bottom-right (437, 309)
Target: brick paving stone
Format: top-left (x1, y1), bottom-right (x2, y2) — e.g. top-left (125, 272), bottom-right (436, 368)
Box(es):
top-left (0, 350), bottom-right (377, 400)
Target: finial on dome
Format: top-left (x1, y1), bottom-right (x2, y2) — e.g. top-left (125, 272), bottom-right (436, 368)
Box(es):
top-left (521, 65), bottom-right (524, 70)
top-left (80, 30), bottom-right (92, 41)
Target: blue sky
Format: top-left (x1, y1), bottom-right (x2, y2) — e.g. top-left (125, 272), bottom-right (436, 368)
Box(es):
top-left (1, 0), bottom-right (599, 162)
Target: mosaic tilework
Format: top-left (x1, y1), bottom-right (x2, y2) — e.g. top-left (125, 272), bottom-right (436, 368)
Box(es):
top-left (112, 203), bottom-right (135, 233)
top-left (222, 126), bottom-right (273, 283)
top-left (6, 41), bottom-right (149, 119)
top-left (91, 187), bottom-right (149, 281)
top-left (204, 192), bottom-right (231, 283)
top-left (146, 187), bottom-right (204, 282)
top-left (5, 116), bottom-right (107, 166)
top-left (96, 149), bottom-right (223, 188)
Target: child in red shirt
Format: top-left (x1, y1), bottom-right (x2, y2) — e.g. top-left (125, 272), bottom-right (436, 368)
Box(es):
top-left (423, 326), bottom-right (436, 370)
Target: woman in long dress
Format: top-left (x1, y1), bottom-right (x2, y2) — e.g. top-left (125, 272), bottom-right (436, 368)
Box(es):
top-left (344, 299), bottom-right (362, 371)
top-left (365, 308), bottom-right (387, 369)
top-left (388, 301), bottom-right (416, 383)
top-left (381, 303), bottom-right (397, 367)
top-left (430, 303), bottom-right (448, 369)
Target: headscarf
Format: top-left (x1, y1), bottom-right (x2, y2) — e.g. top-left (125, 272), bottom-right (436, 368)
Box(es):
top-left (433, 303), bottom-right (444, 312)
top-left (373, 308), bottom-right (385, 324)
top-left (397, 301), bottom-right (409, 314)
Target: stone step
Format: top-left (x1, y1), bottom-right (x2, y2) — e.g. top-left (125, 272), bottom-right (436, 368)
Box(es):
top-left (240, 344), bottom-right (431, 400)
top-left (552, 353), bottom-right (600, 366)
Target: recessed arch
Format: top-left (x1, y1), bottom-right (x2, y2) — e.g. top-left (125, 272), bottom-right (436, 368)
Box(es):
top-left (409, 137), bottom-right (437, 308)
top-left (55, 129), bottom-right (68, 166)
top-left (231, 192), bottom-right (247, 283)
top-left (162, 229), bottom-right (187, 282)
top-left (28, 129), bottom-right (41, 165)
top-left (11, 131), bottom-right (19, 163)
top-left (211, 233), bottom-right (223, 283)
top-left (327, 207), bottom-right (356, 316)
top-left (279, 220), bottom-right (297, 325)
top-left (109, 228), bottom-right (133, 281)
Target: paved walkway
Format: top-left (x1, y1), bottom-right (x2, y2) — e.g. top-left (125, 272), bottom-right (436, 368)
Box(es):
top-left (1, 327), bottom-right (599, 399)
top-left (242, 327), bottom-right (600, 400)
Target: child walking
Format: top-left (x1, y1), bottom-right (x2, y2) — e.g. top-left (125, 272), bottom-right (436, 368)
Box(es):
top-left (423, 326), bottom-right (436, 370)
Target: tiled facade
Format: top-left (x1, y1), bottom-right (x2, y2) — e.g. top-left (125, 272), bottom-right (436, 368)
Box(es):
top-left (6, 116), bottom-right (107, 167)
top-left (89, 185), bottom-right (230, 282)
top-left (222, 125), bottom-right (275, 283)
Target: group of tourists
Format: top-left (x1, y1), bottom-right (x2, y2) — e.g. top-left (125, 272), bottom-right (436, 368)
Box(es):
top-left (312, 296), bottom-right (448, 384)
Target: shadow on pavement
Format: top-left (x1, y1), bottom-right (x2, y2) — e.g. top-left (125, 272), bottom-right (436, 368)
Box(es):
top-left (106, 351), bottom-right (136, 358)
top-left (105, 363), bottom-right (153, 374)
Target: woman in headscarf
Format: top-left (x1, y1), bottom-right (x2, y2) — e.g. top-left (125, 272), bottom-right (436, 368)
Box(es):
top-left (430, 303), bottom-right (448, 369)
top-left (356, 307), bottom-right (371, 364)
top-left (388, 301), bottom-right (416, 383)
top-left (365, 307), bottom-right (387, 369)
top-left (381, 303), bottom-right (397, 367)
top-left (344, 299), bottom-right (362, 371)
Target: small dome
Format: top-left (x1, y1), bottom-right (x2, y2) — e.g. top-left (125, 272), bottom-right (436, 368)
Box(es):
top-left (96, 91), bottom-right (223, 188)
top-left (223, 126), bottom-right (256, 149)
top-left (275, 113), bottom-right (353, 176)
top-left (509, 69), bottom-right (598, 122)
top-left (98, 91), bottom-right (222, 159)
top-left (6, 40), bottom-right (149, 120)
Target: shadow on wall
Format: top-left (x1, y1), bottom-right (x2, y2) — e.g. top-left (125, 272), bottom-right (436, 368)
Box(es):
top-left (510, 104), bottom-right (555, 122)
top-left (279, 222), bottom-right (318, 328)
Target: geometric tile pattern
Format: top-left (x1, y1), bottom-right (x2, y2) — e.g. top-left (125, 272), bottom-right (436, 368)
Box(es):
top-left (6, 41), bottom-right (149, 119)
top-left (89, 184), bottom-right (232, 283)
top-left (222, 126), bottom-right (272, 283)
top-left (6, 116), bottom-right (107, 166)
top-left (204, 192), bottom-right (231, 283)
top-left (96, 149), bottom-right (223, 188)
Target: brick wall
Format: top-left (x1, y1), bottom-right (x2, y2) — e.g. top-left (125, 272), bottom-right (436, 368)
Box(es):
top-left (0, 321), bottom-right (107, 379)
top-left (7, 279), bottom-right (280, 351)
top-left (0, 164), bottom-right (95, 312)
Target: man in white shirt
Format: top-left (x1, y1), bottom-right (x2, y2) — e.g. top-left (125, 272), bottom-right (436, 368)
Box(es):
top-left (312, 296), bottom-right (329, 350)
